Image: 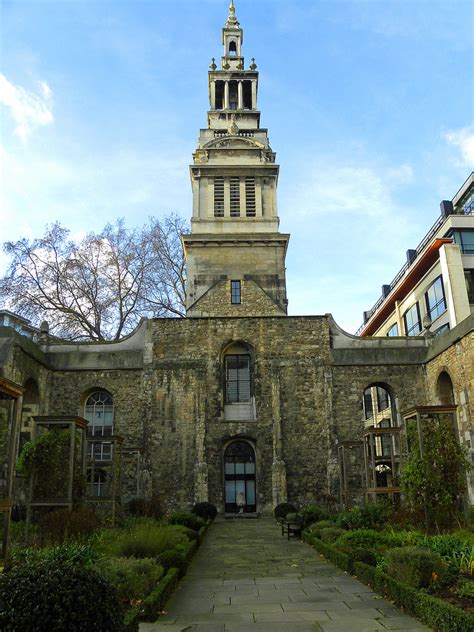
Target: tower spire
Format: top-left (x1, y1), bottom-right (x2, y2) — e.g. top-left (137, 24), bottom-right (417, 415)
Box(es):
top-left (226, 1), bottom-right (239, 28)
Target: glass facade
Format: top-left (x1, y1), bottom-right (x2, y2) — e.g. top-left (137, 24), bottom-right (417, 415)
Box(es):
top-left (386, 323), bottom-right (398, 337)
top-left (450, 229), bottom-right (474, 254)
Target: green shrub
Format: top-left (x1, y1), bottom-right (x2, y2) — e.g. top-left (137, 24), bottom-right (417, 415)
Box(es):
top-left (99, 523), bottom-right (188, 559)
top-left (96, 557), bottom-right (164, 604)
top-left (0, 560), bottom-right (123, 631)
top-left (274, 502), bottom-right (296, 520)
top-left (349, 548), bottom-right (378, 567)
top-left (10, 543), bottom-right (98, 568)
top-left (319, 527), bottom-right (345, 543)
top-left (192, 502), bottom-right (217, 520)
top-left (382, 528), bottom-right (424, 548)
top-left (38, 507), bottom-right (99, 544)
top-left (300, 504), bottom-right (327, 527)
top-left (126, 495), bottom-right (163, 520)
top-left (156, 548), bottom-right (185, 572)
top-left (455, 580), bottom-right (474, 599)
top-left (308, 519), bottom-right (335, 538)
top-left (173, 525), bottom-right (200, 542)
top-left (336, 528), bottom-right (389, 550)
top-left (141, 568), bottom-right (179, 622)
top-left (169, 511), bottom-right (206, 531)
top-left (385, 546), bottom-right (444, 589)
top-left (335, 502), bottom-right (392, 530)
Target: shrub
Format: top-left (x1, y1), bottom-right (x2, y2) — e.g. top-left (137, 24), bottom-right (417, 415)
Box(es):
top-left (169, 511), bottom-right (206, 531)
top-left (96, 557), bottom-right (164, 604)
top-left (456, 580), bottom-right (474, 599)
top-left (174, 525), bottom-right (200, 542)
top-left (335, 502), bottom-right (392, 530)
top-left (336, 528), bottom-right (389, 550)
top-left (156, 548), bottom-right (185, 572)
top-left (99, 523), bottom-right (188, 559)
top-left (38, 507), bottom-right (99, 544)
top-left (300, 504), bottom-right (327, 527)
top-left (274, 502), bottom-right (296, 520)
top-left (10, 543), bottom-right (98, 568)
top-left (192, 502), bottom-right (217, 521)
top-left (319, 527), bottom-right (345, 543)
top-left (349, 548), bottom-right (378, 567)
top-left (125, 494), bottom-right (163, 520)
top-left (385, 546), bottom-right (444, 589)
top-left (308, 519), bottom-right (335, 538)
top-left (0, 560), bottom-right (123, 632)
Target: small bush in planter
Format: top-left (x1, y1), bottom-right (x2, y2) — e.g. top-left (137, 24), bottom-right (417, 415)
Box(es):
top-left (0, 560), bottom-right (123, 632)
top-left (96, 557), bottom-right (164, 604)
top-left (169, 511), bottom-right (206, 531)
top-left (274, 503), bottom-right (296, 521)
top-left (385, 546), bottom-right (444, 589)
top-left (192, 502), bottom-right (217, 521)
top-left (319, 527), bottom-right (345, 543)
top-left (300, 504), bottom-right (327, 527)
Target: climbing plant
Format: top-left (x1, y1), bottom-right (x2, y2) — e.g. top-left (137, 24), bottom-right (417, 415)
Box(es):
top-left (400, 414), bottom-right (469, 531)
top-left (17, 429), bottom-right (84, 501)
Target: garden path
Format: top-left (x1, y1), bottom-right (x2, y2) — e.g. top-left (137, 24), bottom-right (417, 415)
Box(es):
top-left (140, 517), bottom-right (431, 632)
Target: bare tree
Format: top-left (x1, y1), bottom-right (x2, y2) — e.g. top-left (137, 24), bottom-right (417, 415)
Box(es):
top-left (0, 215), bottom-right (187, 342)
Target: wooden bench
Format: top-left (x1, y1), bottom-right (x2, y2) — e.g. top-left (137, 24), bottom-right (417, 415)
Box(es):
top-left (281, 513), bottom-right (304, 539)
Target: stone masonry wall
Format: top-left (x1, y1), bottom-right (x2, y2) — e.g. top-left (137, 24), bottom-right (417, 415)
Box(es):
top-left (189, 279), bottom-right (285, 317)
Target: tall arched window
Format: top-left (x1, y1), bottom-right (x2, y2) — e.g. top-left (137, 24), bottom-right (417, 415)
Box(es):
top-left (223, 342), bottom-right (255, 421)
top-left (84, 391), bottom-right (114, 463)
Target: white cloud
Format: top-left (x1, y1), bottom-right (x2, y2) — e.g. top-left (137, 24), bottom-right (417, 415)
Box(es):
top-left (0, 73), bottom-right (53, 141)
top-left (444, 126), bottom-right (474, 168)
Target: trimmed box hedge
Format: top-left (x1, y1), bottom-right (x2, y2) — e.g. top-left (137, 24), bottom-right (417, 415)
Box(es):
top-left (141, 567), bottom-right (179, 622)
top-left (303, 531), bottom-right (474, 632)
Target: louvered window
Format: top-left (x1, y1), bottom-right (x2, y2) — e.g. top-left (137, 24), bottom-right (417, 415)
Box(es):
top-left (230, 177), bottom-right (240, 217)
top-left (245, 177), bottom-right (256, 216)
top-left (214, 177), bottom-right (224, 217)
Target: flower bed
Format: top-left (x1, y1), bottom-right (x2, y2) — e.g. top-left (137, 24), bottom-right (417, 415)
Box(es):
top-left (303, 528), bottom-right (474, 632)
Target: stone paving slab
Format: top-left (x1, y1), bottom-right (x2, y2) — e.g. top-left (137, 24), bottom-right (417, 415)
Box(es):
top-left (140, 517), bottom-right (432, 631)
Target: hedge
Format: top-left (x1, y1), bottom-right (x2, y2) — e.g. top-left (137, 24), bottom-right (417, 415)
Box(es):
top-left (123, 608), bottom-right (140, 632)
top-left (141, 567), bottom-right (180, 622)
top-left (353, 562), bottom-right (474, 632)
top-left (303, 530), bottom-right (474, 632)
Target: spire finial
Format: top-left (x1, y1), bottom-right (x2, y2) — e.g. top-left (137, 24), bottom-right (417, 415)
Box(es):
top-left (226, 0), bottom-right (240, 27)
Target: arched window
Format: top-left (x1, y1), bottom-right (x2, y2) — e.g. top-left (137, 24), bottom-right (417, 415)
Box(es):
top-left (229, 40), bottom-right (237, 55)
top-left (223, 342), bottom-right (255, 421)
top-left (362, 384), bottom-right (394, 426)
top-left (224, 344), bottom-right (251, 403)
top-left (436, 371), bottom-right (454, 405)
top-left (84, 391), bottom-right (114, 437)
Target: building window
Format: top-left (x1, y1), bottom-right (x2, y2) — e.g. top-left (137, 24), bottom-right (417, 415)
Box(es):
top-left (403, 303), bottom-right (421, 336)
top-left (245, 177), bottom-right (256, 216)
top-left (465, 270), bottom-right (474, 303)
top-left (231, 280), bottom-right (241, 304)
top-left (225, 354), bottom-right (251, 403)
top-left (434, 323), bottom-right (450, 336)
top-left (425, 276), bottom-right (446, 321)
top-left (230, 177), bottom-right (240, 216)
top-left (363, 389), bottom-right (373, 419)
top-left (376, 386), bottom-right (390, 412)
top-left (450, 229), bottom-right (474, 254)
top-left (84, 391), bottom-right (114, 437)
top-left (229, 80), bottom-right (238, 110)
top-left (214, 177), bottom-right (224, 217)
top-left (386, 323), bottom-right (398, 337)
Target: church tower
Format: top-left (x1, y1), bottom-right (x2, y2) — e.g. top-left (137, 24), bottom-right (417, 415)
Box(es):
top-left (183, 1), bottom-right (289, 317)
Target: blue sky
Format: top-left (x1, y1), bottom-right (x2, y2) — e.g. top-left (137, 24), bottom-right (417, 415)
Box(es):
top-left (1, 0), bottom-right (473, 333)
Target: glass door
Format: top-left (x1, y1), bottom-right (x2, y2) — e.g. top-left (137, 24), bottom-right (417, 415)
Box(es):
top-left (224, 441), bottom-right (256, 513)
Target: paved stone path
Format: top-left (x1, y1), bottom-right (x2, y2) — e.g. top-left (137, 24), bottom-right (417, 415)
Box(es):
top-left (140, 517), bottom-right (431, 632)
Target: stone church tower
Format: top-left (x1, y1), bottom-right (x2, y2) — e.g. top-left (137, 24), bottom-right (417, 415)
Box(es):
top-left (183, 1), bottom-right (289, 317)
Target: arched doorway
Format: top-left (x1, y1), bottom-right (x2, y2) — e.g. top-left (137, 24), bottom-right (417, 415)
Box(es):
top-left (224, 441), bottom-right (256, 513)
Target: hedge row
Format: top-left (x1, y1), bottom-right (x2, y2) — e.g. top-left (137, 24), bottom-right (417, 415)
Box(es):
top-left (303, 532), bottom-right (474, 632)
top-left (353, 562), bottom-right (474, 632)
top-left (139, 518), bottom-right (211, 622)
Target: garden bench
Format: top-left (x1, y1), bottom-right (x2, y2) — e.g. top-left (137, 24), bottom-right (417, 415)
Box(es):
top-left (281, 513), bottom-right (304, 539)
